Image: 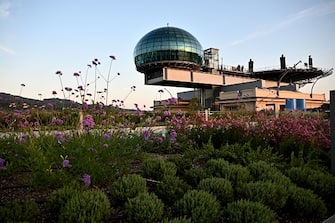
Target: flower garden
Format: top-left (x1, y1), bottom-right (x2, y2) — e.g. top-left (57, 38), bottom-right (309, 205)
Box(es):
top-left (0, 102), bottom-right (334, 223)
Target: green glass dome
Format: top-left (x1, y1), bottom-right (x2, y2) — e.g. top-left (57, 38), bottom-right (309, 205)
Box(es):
top-left (134, 26), bottom-right (203, 73)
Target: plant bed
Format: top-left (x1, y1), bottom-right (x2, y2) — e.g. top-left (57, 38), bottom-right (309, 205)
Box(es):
top-left (0, 110), bottom-right (333, 222)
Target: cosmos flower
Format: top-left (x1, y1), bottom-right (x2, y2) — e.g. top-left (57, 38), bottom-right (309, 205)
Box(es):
top-left (164, 110), bottom-right (171, 117)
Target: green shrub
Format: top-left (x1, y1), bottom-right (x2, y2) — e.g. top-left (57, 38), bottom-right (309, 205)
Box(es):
top-left (285, 185), bottom-right (327, 218)
top-left (167, 155), bottom-right (192, 176)
top-left (47, 181), bottom-right (83, 213)
top-left (125, 192), bottom-right (164, 223)
top-left (197, 177), bottom-right (234, 205)
top-left (205, 158), bottom-right (230, 177)
top-left (110, 174), bottom-right (147, 204)
top-left (287, 166), bottom-right (335, 205)
top-left (0, 200), bottom-right (40, 222)
top-left (59, 190), bottom-right (111, 223)
top-left (155, 175), bottom-right (191, 205)
top-left (224, 200), bottom-right (278, 223)
top-left (248, 161), bottom-right (291, 187)
top-left (174, 190), bottom-right (221, 223)
top-left (141, 157), bottom-right (177, 180)
top-left (161, 217), bottom-right (191, 223)
top-left (206, 159), bottom-right (251, 186)
top-left (183, 167), bottom-right (207, 187)
top-left (240, 181), bottom-right (288, 210)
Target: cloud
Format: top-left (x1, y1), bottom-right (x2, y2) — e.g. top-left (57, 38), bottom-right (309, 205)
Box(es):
top-left (0, 1), bottom-right (10, 17)
top-left (226, 1), bottom-right (335, 48)
top-left (0, 45), bottom-right (15, 54)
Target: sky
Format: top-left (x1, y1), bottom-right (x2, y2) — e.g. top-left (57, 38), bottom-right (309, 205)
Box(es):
top-left (1, 0), bottom-right (335, 109)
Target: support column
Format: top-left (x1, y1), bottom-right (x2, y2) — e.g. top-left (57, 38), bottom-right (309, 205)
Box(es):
top-left (331, 90), bottom-right (335, 175)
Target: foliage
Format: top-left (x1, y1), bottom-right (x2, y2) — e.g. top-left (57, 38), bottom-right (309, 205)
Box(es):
top-left (286, 166), bottom-right (335, 206)
top-left (285, 185), bottom-right (327, 218)
top-left (161, 217), bottom-right (191, 223)
top-left (59, 190), bottom-right (111, 223)
top-left (125, 192), bottom-right (164, 223)
top-left (141, 157), bottom-right (177, 181)
top-left (0, 200), bottom-right (40, 222)
top-left (155, 175), bottom-right (191, 205)
top-left (197, 177), bottom-right (234, 205)
top-left (240, 181), bottom-right (288, 210)
top-left (183, 167), bottom-right (208, 187)
top-left (0, 107), bottom-right (333, 222)
top-left (247, 161), bottom-right (291, 187)
top-left (224, 200), bottom-right (278, 223)
top-left (109, 174), bottom-right (148, 204)
top-left (174, 190), bottom-right (221, 223)
top-left (206, 158), bottom-right (252, 186)
top-left (47, 181), bottom-right (84, 213)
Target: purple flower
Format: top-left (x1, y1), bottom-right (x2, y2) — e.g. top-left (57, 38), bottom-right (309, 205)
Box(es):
top-left (103, 143), bottom-right (109, 148)
top-left (0, 158), bottom-right (6, 171)
top-left (82, 173), bottom-right (91, 186)
top-left (156, 115), bottom-right (162, 121)
top-left (143, 129), bottom-right (150, 141)
top-left (170, 129), bottom-right (177, 143)
top-left (103, 132), bottom-right (112, 140)
top-left (55, 132), bottom-right (65, 143)
top-left (62, 159), bottom-right (72, 168)
top-left (82, 114), bottom-right (95, 131)
top-left (0, 158), bottom-right (5, 166)
top-left (53, 118), bottom-right (64, 125)
top-left (19, 134), bottom-right (26, 144)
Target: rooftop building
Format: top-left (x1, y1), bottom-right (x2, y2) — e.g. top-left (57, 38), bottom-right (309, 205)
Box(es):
top-left (134, 26), bottom-right (333, 112)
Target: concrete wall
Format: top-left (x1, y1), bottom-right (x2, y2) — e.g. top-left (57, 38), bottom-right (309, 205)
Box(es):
top-left (218, 88), bottom-right (327, 112)
top-left (163, 68), bottom-right (224, 86)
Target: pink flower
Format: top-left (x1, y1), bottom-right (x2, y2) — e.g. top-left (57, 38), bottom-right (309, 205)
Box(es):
top-left (164, 110), bottom-right (171, 117)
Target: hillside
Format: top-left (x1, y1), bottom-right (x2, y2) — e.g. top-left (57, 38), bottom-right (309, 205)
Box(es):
top-left (0, 92), bottom-right (81, 110)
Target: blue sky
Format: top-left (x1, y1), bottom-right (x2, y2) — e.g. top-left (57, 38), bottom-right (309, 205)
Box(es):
top-left (1, 0), bottom-right (335, 109)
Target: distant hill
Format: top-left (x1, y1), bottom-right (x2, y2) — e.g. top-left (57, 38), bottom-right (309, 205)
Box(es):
top-left (0, 92), bottom-right (82, 110)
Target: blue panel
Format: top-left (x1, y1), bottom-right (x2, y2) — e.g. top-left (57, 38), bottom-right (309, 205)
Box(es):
top-left (286, 99), bottom-right (296, 111)
top-left (296, 99), bottom-right (305, 110)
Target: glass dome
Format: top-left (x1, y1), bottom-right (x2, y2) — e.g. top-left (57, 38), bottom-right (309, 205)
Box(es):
top-left (134, 26), bottom-right (203, 73)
